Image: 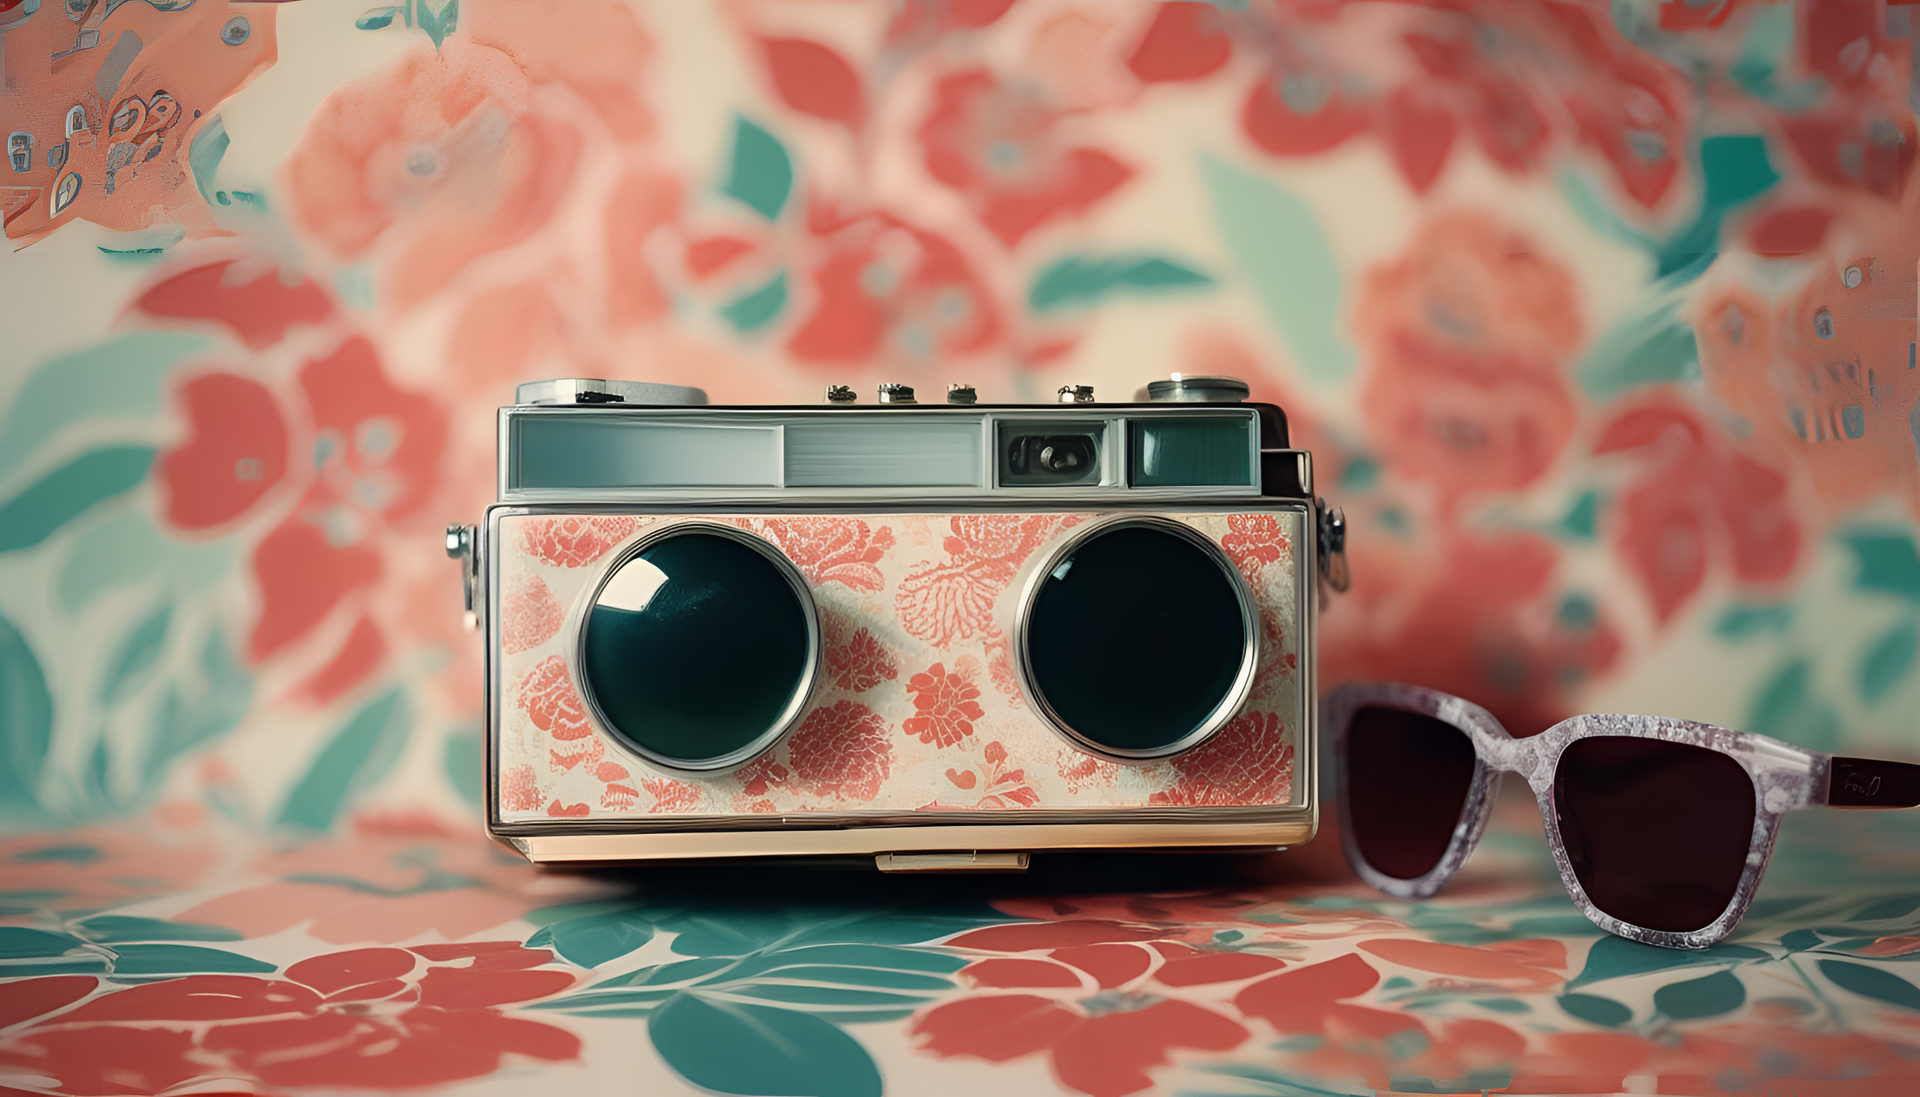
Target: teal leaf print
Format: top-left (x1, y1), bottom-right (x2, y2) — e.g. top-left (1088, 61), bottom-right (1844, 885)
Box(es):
top-left (1841, 531), bottom-right (1920, 602)
top-left (649, 993), bottom-right (883, 1097)
top-left (1575, 303), bottom-right (1699, 399)
top-left (77, 915), bottom-right (242, 944)
top-left (0, 927), bottom-right (87, 958)
top-left (723, 116), bottom-right (794, 220)
top-left (1200, 155), bottom-right (1353, 383)
top-left (1745, 657), bottom-right (1843, 752)
top-left (109, 944), bottom-right (275, 976)
top-left (415, 0), bottom-right (457, 49)
top-left (278, 688), bottom-right (410, 831)
top-left (1028, 253), bottom-right (1213, 312)
top-left (1567, 936), bottom-right (1766, 991)
top-left (0, 614), bottom-right (53, 811)
top-left (1819, 959), bottom-right (1920, 1011)
top-left (1653, 970), bottom-right (1745, 1019)
top-left (1557, 993), bottom-right (1632, 1026)
top-left (0, 332), bottom-right (212, 476)
top-left (99, 602), bottom-right (171, 705)
top-left (189, 117), bottom-right (229, 203)
top-left (531, 909), bottom-right (656, 969)
top-left (0, 445), bottom-right (156, 555)
top-left (357, 6), bottom-right (401, 29)
top-left (721, 269), bottom-right (789, 332)
top-left (149, 631), bottom-right (253, 783)
top-left (1713, 603), bottom-right (1794, 640)
top-left (1857, 620), bottom-right (1917, 704)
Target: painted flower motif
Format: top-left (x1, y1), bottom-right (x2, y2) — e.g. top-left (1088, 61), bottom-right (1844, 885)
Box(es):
top-left (788, 700), bottom-right (893, 801)
top-left (1594, 398), bottom-right (1800, 624)
top-left (1220, 513), bottom-right (1290, 584)
top-left (939, 739), bottom-right (1038, 808)
top-left (735, 753), bottom-right (792, 802)
top-left (0, 944), bottom-right (578, 1093)
top-left (500, 762), bottom-right (543, 812)
top-left (1149, 710), bottom-right (1292, 807)
top-left (1353, 212), bottom-right (1582, 498)
top-left (905, 659), bottom-right (987, 748)
top-left (643, 777), bottom-right (703, 814)
top-left (517, 655), bottom-right (593, 771)
top-left (896, 515), bottom-right (1061, 648)
top-left (518, 515), bottom-right (642, 568)
top-left (917, 67), bottom-right (1133, 247)
top-left (738, 517), bottom-right (895, 590)
top-left (824, 614), bottom-right (899, 693)
top-left (500, 571), bottom-right (564, 654)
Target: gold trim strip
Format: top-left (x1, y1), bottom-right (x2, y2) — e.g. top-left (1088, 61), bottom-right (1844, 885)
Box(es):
top-left (503, 820), bottom-right (1316, 863)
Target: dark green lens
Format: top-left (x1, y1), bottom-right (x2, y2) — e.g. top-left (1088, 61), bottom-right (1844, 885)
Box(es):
top-left (1025, 523), bottom-right (1249, 755)
top-left (582, 531), bottom-right (813, 768)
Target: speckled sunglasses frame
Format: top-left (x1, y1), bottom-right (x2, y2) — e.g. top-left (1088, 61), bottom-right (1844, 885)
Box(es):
top-left (1324, 682), bottom-right (1920, 950)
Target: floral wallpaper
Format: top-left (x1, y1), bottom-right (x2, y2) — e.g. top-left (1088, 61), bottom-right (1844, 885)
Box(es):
top-left (4, 0), bottom-right (1920, 1094)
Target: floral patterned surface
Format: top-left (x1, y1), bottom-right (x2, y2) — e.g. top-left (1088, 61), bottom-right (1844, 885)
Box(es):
top-left (4, 0), bottom-right (1920, 1091)
top-left (494, 510), bottom-right (1302, 819)
top-left (8, 798), bottom-right (1920, 1095)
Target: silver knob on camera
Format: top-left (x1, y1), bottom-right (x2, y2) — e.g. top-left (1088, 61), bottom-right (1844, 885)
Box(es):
top-left (1057, 385), bottom-right (1095, 403)
top-left (877, 383), bottom-right (917, 404)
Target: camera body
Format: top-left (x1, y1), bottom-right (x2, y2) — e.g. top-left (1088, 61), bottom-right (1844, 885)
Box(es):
top-left (452, 377), bottom-right (1338, 869)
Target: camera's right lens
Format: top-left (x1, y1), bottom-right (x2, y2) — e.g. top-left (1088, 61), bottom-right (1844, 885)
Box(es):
top-left (1020, 519), bottom-right (1254, 758)
top-left (581, 528), bottom-right (817, 772)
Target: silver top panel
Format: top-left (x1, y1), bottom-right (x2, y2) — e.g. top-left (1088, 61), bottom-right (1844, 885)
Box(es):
top-left (515, 378), bottom-right (709, 407)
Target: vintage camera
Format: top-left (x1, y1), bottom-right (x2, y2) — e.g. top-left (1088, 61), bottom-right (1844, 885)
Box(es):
top-left (449, 376), bottom-right (1347, 870)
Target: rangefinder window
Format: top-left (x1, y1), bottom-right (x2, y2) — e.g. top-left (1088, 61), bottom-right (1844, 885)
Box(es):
top-left (998, 421), bottom-right (1103, 486)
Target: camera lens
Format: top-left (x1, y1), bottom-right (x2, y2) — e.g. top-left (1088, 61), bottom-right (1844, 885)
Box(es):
top-left (1020, 520), bottom-right (1255, 758)
top-left (581, 528), bottom-right (817, 771)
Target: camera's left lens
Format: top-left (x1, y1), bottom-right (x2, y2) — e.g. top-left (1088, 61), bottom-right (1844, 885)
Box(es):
top-left (581, 528), bottom-right (817, 772)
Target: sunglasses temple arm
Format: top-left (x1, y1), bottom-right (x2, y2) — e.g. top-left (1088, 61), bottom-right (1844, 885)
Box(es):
top-left (1825, 756), bottom-right (1920, 808)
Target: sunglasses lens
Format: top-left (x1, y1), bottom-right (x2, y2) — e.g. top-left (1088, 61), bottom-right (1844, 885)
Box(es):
top-left (1554, 737), bottom-right (1756, 934)
top-left (1346, 705), bottom-right (1478, 880)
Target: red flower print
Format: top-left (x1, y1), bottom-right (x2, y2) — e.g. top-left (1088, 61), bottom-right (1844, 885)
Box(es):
top-left (133, 260), bottom-right (334, 351)
top-left (937, 739), bottom-right (1038, 808)
top-left (501, 571), bottom-right (565, 654)
top-left (517, 655), bottom-right (594, 771)
top-left (787, 206), bottom-right (999, 366)
top-left (1127, 2), bottom-right (1233, 84)
top-left (1353, 212), bottom-right (1581, 498)
top-left (1057, 752), bottom-right (1115, 794)
top-left (913, 929), bottom-right (1281, 1097)
top-left (1149, 711), bottom-right (1292, 807)
top-left (1595, 398), bottom-right (1799, 624)
top-left (1220, 513), bottom-right (1290, 584)
top-left (788, 700), bottom-right (893, 800)
top-left (519, 515), bottom-right (641, 568)
top-left (824, 614), bottom-right (899, 693)
top-left (740, 516), bottom-right (895, 590)
top-left (918, 68), bottom-right (1133, 247)
top-left (156, 373), bottom-right (289, 531)
top-left (1242, 66), bottom-right (1372, 159)
top-left (1235, 953), bottom-right (1417, 1040)
top-left (905, 659), bottom-right (987, 748)
top-left (0, 945), bottom-right (577, 1094)
top-left (643, 777), bottom-right (704, 814)
top-left (500, 762), bottom-right (543, 812)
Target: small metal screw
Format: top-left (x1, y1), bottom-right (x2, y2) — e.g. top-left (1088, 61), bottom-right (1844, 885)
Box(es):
top-left (877, 383), bottom-right (916, 404)
top-left (221, 15), bottom-right (250, 44)
top-left (1057, 385), bottom-right (1095, 404)
top-left (1844, 265), bottom-right (1863, 289)
top-left (825, 384), bottom-right (857, 404)
top-left (946, 383), bottom-right (977, 405)
top-left (1815, 308), bottom-right (1835, 339)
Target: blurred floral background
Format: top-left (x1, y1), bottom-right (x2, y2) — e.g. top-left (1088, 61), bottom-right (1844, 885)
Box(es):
top-left (1, 0), bottom-right (1917, 838)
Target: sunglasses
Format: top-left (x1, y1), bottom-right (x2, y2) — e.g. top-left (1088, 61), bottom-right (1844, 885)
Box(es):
top-left (1326, 682), bottom-right (1920, 950)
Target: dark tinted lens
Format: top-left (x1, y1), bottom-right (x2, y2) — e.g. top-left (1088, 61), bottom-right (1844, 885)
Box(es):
top-left (582, 532), bottom-right (812, 768)
top-left (1026, 524), bottom-right (1247, 754)
top-left (1344, 706), bottom-right (1478, 880)
top-left (1554, 737), bottom-right (1756, 934)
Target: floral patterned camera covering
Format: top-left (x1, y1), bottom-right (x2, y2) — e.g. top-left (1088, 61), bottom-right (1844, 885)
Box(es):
top-left (492, 511), bottom-right (1304, 822)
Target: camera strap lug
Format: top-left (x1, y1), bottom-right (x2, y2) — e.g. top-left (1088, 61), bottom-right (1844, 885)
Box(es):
top-left (874, 851), bottom-right (1030, 873)
top-left (1315, 497), bottom-right (1349, 607)
top-left (447, 523), bottom-right (480, 629)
